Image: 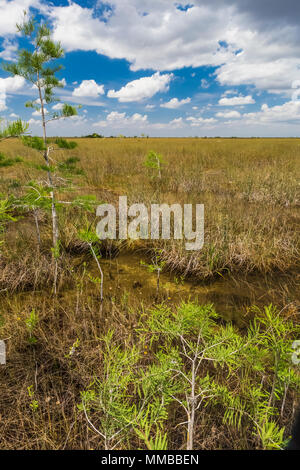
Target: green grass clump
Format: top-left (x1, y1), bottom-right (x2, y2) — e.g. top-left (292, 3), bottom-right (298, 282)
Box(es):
top-left (58, 156), bottom-right (84, 175)
top-left (0, 152), bottom-right (24, 167)
top-left (55, 138), bottom-right (78, 149)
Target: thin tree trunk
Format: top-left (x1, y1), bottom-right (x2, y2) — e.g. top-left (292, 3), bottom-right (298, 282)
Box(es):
top-left (268, 352), bottom-right (279, 409)
top-left (37, 73), bottom-right (59, 249)
top-left (53, 258), bottom-right (58, 295)
top-left (187, 360), bottom-right (196, 450)
top-left (281, 381), bottom-right (289, 418)
top-left (156, 156), bottom-right (161, 179)
top-left (90, 243), bottom-right (104, 302)
top-left (37, 73), bottom-right (59, 294)
top-left (33, 209), bottom-right (41, 246)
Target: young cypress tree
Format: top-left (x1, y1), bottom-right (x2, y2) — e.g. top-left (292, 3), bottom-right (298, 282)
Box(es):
top-left (3, 12), bottom-right (77, 253)
top-left (0, 118), bottom-right (28, 142)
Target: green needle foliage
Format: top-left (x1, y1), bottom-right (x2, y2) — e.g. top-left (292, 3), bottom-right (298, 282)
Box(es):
top-left (0, 197), bottom-right (17, 251)
top-left (79, 330), bottom-right (174, 450)
top-left (80, 302), bottom-right (300, 450)
top-left (144, 150), bottom-right (164, 179)
top-left (25, 309), bottom-right (39, 345)
top-left (79, 330), bottom-right (141, 450)
top-left (0, 119), bottom-right (28, 141)
top-left (27, 385), bottom-right (39, 412)
top-left (78, 227), bottom-right (104, 302)
top-left (3, 11), bottom-right (78, 262)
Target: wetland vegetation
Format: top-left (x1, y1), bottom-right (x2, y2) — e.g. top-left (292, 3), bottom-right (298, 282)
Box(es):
top-left (0, 13), bottom-right (299, 450)
top-left (0, 135), bottom-right (299, 450)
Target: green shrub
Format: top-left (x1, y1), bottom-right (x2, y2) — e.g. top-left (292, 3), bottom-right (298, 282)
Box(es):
top-left (58, 156), bottom-right (84, 174)
top-left (22, 135), bottom-right (45, 151)
top-left (79, 302), bottom-right (300, 451)
top-left (55, 138), bottom-right (78, 149)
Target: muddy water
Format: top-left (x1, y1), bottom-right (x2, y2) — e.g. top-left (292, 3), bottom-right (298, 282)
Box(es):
top-left (2, 220), bottom-right (298, 326)
top-left (88, 252), bottom-right (299, 326)
top-left (5, 205), bottom-right (298, 326)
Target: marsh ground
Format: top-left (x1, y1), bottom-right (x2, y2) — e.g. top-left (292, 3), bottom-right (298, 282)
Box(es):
top-left (0, 137), bottom-right (299, 449)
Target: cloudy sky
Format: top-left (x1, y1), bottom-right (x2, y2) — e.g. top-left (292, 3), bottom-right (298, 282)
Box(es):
top-left (1, 0), bottom-right (300, 136)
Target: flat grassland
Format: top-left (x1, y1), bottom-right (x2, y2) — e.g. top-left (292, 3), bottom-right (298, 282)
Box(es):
top-left (0, 137), bottom-right (299, 450)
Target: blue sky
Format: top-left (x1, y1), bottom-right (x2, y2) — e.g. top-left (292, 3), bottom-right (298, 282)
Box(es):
top-left (0, 0), bottom-right (300, 136)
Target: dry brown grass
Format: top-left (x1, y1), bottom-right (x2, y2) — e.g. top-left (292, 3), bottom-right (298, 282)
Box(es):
top-left (0, 137), bottom-right (299, 450)
top-left (0, 289), bottom-right (298, 450)
top-left (1, 137), bottom-right (299, 280)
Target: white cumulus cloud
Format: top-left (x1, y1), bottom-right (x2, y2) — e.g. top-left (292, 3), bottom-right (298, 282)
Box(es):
top-left (0, 38), bottom-right (18, 61)
top-left (218, 95), bottom-right (255, 106)
top-left (201, 79), bottom-right (210, 89)
top-left (52, 103), bottom-right (64, 110)
top-left (243, 100), bottom-right (300, 123)
top-left (0, 92), bottom-right (6, 112)
top-left (72, 80), bottom-right (105, 97)
top-left (216, 110), bottom-right (241, 118)
top-left (169, 117), bottom-right (185, 128)
top-left (0, 0), bottom-right (40, 36)
top-left (0, 76), bottom-right (25, 93)
top-left (49, 2), bottom-right (235, 72)
top-left (160, 97), bottom-right (191, 109)
top-left (1, 1), bottom-right (300, 97)
top-left (107, 72), bottom-right (173, 102)
top-left (93, 111), bottom-right (148, 128)
top-left (0, 76), bottom-right (25, 111)
top-left (32, 108), bottom-right (48, 116)
top-left (186, 116), bottom-right (217, 126)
